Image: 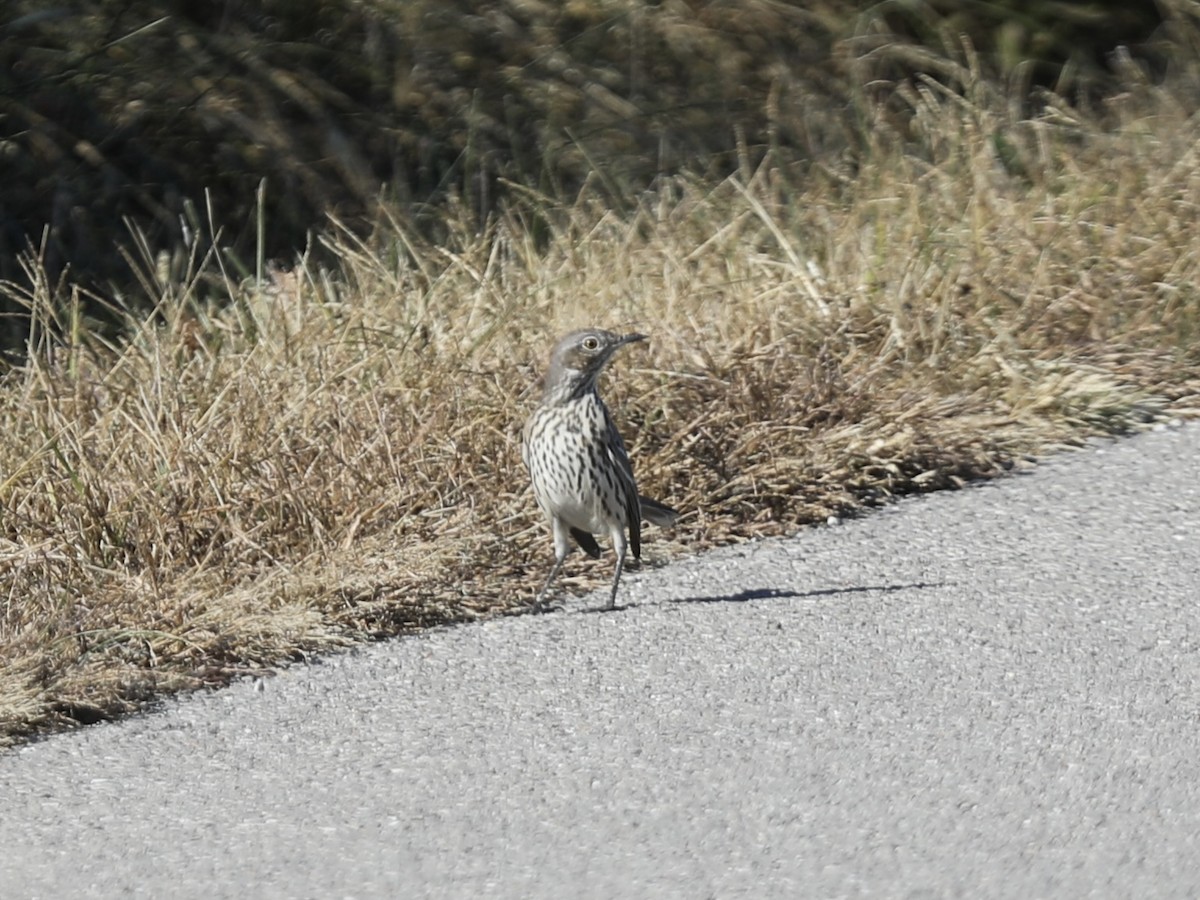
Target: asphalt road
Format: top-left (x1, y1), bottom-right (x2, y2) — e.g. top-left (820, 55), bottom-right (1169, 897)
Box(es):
top-left (3, 422), bottom-right (1199, 899)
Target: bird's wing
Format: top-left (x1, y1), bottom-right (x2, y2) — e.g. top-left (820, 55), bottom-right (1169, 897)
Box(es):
top-left (604, 409), bottom-right (642, 559)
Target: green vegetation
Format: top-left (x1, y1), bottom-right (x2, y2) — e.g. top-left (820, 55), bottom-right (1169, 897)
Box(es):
top-left (1, 1), bottom-right (1198, 745)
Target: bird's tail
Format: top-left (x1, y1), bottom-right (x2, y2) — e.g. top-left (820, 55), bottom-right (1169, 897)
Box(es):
top-left (638, 495), bottom-right (680, 527)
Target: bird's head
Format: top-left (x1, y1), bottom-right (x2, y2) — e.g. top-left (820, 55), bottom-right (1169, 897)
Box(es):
top-left (543, 329), bottom-right (646, 403)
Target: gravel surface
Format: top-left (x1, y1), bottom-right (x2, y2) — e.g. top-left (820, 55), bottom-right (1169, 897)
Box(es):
top-left (3, 422), bottom-right (1199, 899)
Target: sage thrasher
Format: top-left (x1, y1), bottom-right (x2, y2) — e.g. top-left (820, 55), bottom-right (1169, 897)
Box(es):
top-left (522, 328), bottom-right (678, 611)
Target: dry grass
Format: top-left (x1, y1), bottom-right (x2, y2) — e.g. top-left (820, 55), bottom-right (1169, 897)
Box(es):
top-left (3, 67), bottom-right (1200, 746)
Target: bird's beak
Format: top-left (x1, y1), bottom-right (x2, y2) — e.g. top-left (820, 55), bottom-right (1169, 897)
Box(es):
top-left (617, 332), bottom-right (648, 348)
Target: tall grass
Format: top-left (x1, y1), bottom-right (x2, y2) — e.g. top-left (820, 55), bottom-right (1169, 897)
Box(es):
top-left (2, 56), bottom-right (1199, 744)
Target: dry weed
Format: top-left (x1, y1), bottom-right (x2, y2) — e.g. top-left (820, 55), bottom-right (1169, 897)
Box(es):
top-left (2, 78), bottom-right (1198, 745)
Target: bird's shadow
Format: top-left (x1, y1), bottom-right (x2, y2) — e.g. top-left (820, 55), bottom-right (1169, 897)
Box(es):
top-left (572, 582), bottom-right (948, 614)
top-left (673, 582), bottom-right (947, 605)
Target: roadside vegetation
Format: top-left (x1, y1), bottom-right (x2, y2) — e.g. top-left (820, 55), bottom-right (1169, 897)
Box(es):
top-left (2, 1), bottom-right (1198, 745)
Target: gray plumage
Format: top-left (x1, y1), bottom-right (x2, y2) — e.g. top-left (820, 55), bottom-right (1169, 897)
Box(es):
top-left (521, 329), bottom-right (678, 610)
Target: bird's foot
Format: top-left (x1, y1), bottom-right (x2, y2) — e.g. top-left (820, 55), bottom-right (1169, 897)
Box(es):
top-left (530, 594), bottom-right (562, 614)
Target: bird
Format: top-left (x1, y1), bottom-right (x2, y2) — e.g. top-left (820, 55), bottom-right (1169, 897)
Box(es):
top-left (521, 328), bottom-right (679, 611)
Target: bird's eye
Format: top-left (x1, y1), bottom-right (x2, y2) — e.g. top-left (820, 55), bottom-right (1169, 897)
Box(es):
top-left (581, 337), bottom-right (599, 351)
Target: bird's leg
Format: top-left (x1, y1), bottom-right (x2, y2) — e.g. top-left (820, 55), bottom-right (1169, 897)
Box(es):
top-left (607, 541), bottom-right (627, 610)
top-left (535, 519), bottom-right (572, 611)
top-left (534, 554), bottom-right (566, 611)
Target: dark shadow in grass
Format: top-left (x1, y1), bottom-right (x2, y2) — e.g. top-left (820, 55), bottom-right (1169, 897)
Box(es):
top-left (673, 582), bottom-right (948, 605)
